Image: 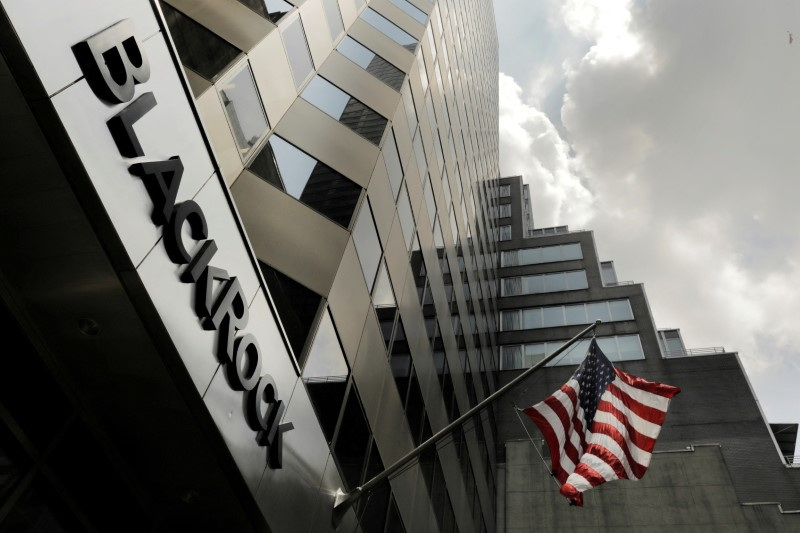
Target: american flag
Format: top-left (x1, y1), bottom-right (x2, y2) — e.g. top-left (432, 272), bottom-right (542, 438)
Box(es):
top-left (523, 339), bottom-right (680, 506)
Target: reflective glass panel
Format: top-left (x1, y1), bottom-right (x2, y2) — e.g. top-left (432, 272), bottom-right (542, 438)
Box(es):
top-left (337, 37), bottom-right (405, 90)
top-left (564, 270), bottom-right (588, 290)
top-left (218, 63), bottom-right (269, 160)
top-left (237, 0), bottom-right (295, 23)
top-left (383, 129), bottom-right (404, 200)
top-left (423, 176), bottom-right (436, 228)
top-left (389, 0), bottom-right (427, 23)
top-left (609, 299), bottom-right (633, 320)
top-left (412, 131), bottom-right (427, 179)
top-left (250, 135), bottom-right (361, 227)
top-left (353, 199), bottom-right (383, 292)
top-left (522, 308), bottom-right (542, 329)
top-left (586, 302), bottom-right (611, 322)
top-left (401, 82), bottom-right (418, 135)
top-left (322, 0), bottom-right (344, 39)
top-left (542, 306), bottom-right (564, 328)
top-left (282, 16), bottom-right (314, 87)
top-left (361, 8), bottom-right (418, 51)
top-left (396, 185), bottom-right (415, 252)
top-left (564, 304), bottom-right (587, 325)
top-left (334, 388), bottom-right (371, 490)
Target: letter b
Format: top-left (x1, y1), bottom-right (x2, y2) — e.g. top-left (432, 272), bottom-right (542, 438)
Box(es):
top-left (73, 19), bottom-right (150, 104)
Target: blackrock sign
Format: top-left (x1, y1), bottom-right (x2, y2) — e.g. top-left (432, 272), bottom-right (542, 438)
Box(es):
top-left (71, 19), bottom-right (293, 468)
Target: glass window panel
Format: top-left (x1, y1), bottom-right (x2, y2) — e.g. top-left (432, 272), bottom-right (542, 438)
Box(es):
top-left (237, 0), bottom-right (295, 23)
top-left (417, 49), bottom-right (429, 93)
top-left (564, 270), bottom-right (588, 290)
top-left (596, 337), bottom-right (618, 360)
top-left (423, 176), bottom-right (436, 227)
top-left (524, 343), bottom-right (546, 367)
top-left (161, 3), bottom-right (241, 81)
top-left (617, 335), bottom-right (644, 360)
top-left (433, 216), bottom-right (444, 249)
top-left (586, 302), bottom-right (611, 322)
top-left (541, 245), bottom-right (561, 263)
top-left (337, 37), bottom-right (405, 90)
top-left (500, 311), bottom-right (519, 331)
top-left (373, 261), bottom-right (396, 307)
top-left (253, 135), bottom-right (361, 227)
top-left (361, 8), bottom-right (418, 50)
top-left (352, 200), bottom-right (383, 291)
top-left (303, 309), bottom-right (350, 442)
top-left (499, 185), bottom-right (511, 197)
top-left (383, 129), bottom-right (404, 200)
top-left (609, 299), bottom-right (633, 321)
top-left (564, 304), bottom-right (587, 325)
top-left (282, 15), bottom-right (314, 87)
top-left (412, 131), bottom-right (427, 179)
top-left (322, 0), bottom-right (344, 39)
top-left (520, 247), bottom-right (542, 265)
top-left (219, 63), bottom-right (269, 160)
top-left (390, 0), bottom-right (427, 24)
top-left (541, 306), bottom-right (565, 328)
top-left (396, 185), bottom-right (415, 251)
top-left (501, 250), bottom-right (518, 267)
top-left (449, 205), bottom-right (459, 243)
top-left (502, 277), bottom-right (521, 296)
top-left (543, 273), bottom-right (566, 292)
top-left (401, 82), bottom-right (418, 135)
top-left (302, 76), bottom-right (350, 119)
top-left (499, 204), bottom-right (511, 218)
top-left (521, 308), bottom-right (542, 329)
top-left (259, 262), bottom-right (322, 367)
top-left (334, 388), bottom-right (371, 490)
top-left (562, 243), bottom-right (583, 260)
top-left (498, 225), bottom-right (511, 241)
top-left (521, 275), bottom-right (543, 294)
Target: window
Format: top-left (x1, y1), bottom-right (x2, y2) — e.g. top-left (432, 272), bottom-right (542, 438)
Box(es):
top-left (337, 37), bottom-right (405, 90)
top-left (396, 184), bottom-right (416, 252)
top-left (412, 130), bottom-right (427, 179)
top-left (361, 8), bottom-right (418, 51)
top-left (373, 261), bottom-right (398, 349)
top-left (302, 308), bottom-right (349, 442)
top-left (601, 261), bottom-right (618, 285)
top-left (498, 204), bottom-right (511, 218)
top-left (401, 81), bottom-right (418, 136)
top-left (237, 0), bottom-right (295, 23)
top-left (352, 199), bottom-right (383, 292)
top-left (500, 300), bottom-right (633, 331)
top-left (492, 225), bottom-right (511, 241)
top-left (248, 135), bottom-right (361, 227)
top-left (281, 15), bottom-right (314, 87)
top-left (218, 62), bottom-right (269, 161)
top-left (321, 0), bottom-right (344, 39)
top-left (302, 76), bottom-right (388, 145)
top-left (501, 243), bottom-right (582, 266)
top-left (423, 175), bottom-right (437, 228)
top-left (161, 3), bottom-right (241, 81)
top-left (388, 0), bottom-right (427, 24)
top-left (500, 335), bottom-right (645, 369)
top-left (383, 129), bottom-right (404, 200)
top-left (501, 270), bottom-right (588, 296)
top-left (259, 262), bottom-right (323, 367)
top-left (499, 184), bottom-right (511, 197)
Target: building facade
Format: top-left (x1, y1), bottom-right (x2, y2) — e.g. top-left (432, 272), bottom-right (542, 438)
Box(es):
top-left (0, 0), bottom-right (502, 531)
top-left (493, 175), bottom-right (800, 532)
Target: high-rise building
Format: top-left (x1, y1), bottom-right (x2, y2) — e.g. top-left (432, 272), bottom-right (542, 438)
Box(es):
top-left (493, 175), bottom-right (800, 531)
top-left (0, 0), bottom-right (503, 531)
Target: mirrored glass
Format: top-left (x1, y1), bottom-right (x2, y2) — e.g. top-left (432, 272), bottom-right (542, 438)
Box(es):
top-left (564, 304), bottom-right (587, 325)
top-left (353, 200), bottom-right (383, 292)
top-left (383, 129), bottom-right (404, 200)
top-left (541, 245), bottom-right (561, 263)
top-left (543, 272), bottom-right (566, 292)
top-left (302, 77), bottom-right (388, 145)
top-left (337, 37), bottom-right (405, 90)
top-left (389, 0), bottom-right (427, 24)
top-left (251, 135), bottom-right (361, 227)
top-left (586, 302), bottom-right (611, 322)
top-left (361, 8), bottom-right (418, 51)
top-left (237, 0), bottom-right (295, 23)
top-left (218, 63), bottom-right (269, 160)
top-left (562, 243), bottom-right (583, 260)
top-left (282, 16), bottom-right (314, 87)
top-left (564, 270), bottom-right (588, 290)
top-left (617, 335), bottom-right (644, 360)
top-left (401, 82), bottom-right (418, 135)
top-left (334, 388), bottom-right (371, 490)
top-left (542, 306), bottom-right (565, 328)
top-left (609, 299), bottom-right (633, 321)
top-left (396, 185), bottom-right (415, 252)
top-left (302, 76), bottom-right (350, 119)
top-left (522, 308), bottom-right (542, 329)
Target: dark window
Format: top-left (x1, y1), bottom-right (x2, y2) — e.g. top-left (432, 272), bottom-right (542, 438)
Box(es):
top-left (259, 262), bottom-right (323, 366)
top-left (302, 76), bottom-right (388, 145)
top-left (384, 496), bottom-right (406, 533)
top-left (302, 308), bottom-right (350, 443)
top-left (236, 0), bottom-right (295, 23)
top-left (373, 261), bottom-right (398, 350)
top-left (333, 387), bottom-right (371, 491)
top-left (337, 37), bottom-right (406, 90)
top-left (249, 135), bottom-right (362, 227)
top-left (161, 3), bottom-right (241, 81)
top-left (389, 320), bottom-right (411, 407)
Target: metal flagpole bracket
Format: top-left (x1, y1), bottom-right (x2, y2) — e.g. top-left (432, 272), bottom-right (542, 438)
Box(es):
top-left (331, 320), bottom-right (602, 528)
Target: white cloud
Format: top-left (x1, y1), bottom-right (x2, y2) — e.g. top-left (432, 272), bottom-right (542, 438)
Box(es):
top-left (497, 0), bottom-right (800, 430)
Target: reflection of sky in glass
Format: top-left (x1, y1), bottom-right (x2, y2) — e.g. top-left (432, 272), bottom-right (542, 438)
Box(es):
top-left (219, 64), bottom-right (268, 158)
top-left (337, 37), bottom-right (375, 69)
top-left (303, 310), bottom-right (349, 380)
top-left (372, 262), bottom-right (396, 307)
top-left (269, 135), bottom-right (317, 198)
top-left (389, 0), bottom-right (427, 23)
top-left (302, 76), bottom-right (350, 121)
top-left (361, 8), bottom-right (417, 46)
top-left (281, 16), bottom-right (314, 87)
top-left (352, 201), bottom-right (382, 291)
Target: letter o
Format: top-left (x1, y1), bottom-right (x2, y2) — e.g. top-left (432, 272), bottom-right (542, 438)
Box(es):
top-left (247, 374), bottom-right (278, 432)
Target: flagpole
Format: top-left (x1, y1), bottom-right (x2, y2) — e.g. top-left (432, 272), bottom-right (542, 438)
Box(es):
top-left (331, 320), bottom-right (602, 527)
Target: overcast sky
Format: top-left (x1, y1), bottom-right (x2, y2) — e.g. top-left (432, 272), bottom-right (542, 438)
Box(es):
top-left (494, 0), bottom-right (800, 458)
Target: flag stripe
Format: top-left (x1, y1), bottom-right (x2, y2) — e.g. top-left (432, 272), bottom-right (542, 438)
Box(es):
top-left (607, 383), bottom-right (669, 425)
top-left (615, 368), bottom-right (681, 398)
top-left (585, 443), bottom-right (630, 480)
top-left (590, 423), bottom-right (649, 478)
top-left (596, 401), bottom-right (659, 450)
top-left (524, 405), bottom-right (574, 482)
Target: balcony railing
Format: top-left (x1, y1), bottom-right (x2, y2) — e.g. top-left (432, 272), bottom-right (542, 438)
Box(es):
top-left (663, 346), bottom-right (729, 358)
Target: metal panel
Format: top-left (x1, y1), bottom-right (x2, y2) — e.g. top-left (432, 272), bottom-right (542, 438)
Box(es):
top-left (1, 0), bottom-right (158, 96)
top-left (231, 169), bottom-right (349, 297)
top-left (51, 34), bottom-right (215, 267)
top-left (249, 27), bottom-right (298, 127)
top-left (352, 310), bottom-right (389, 424)
top-left (275, 97), bottom-right (379, 189)
top-left (365, 158), bottom-right (395, 244)
top-left (327, 240), bottom-right (372, 365)
top-left (348, 18), bottom-right (415, 73)
top-left (369, 0), bottom-right (425, 39)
